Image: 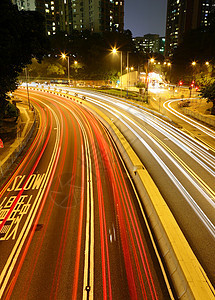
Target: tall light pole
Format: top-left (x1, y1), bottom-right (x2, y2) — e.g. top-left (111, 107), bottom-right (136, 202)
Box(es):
top-left (61, 53), bottom-right (70, 85)
top-left (190, 61), bottom-right (196, 97)
top-left (74, 60), bottom-right (78, 87)
top-left (112, 47), bottom-right (122, 98)
top-left (145, 58), bottom-right (154, 102)
top-left (25, 67), bottom-right (30, 109)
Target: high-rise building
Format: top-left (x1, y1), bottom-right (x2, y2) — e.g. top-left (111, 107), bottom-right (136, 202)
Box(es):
top-left (165, 0), bottom-right (215, 57)
top-left (159, 37), bottom-right (166, 55)
top-left (12, 0), bottom-right (124, 35)
top-left (132, 34), bottom-right (160, 54)
top-left (72, 0), bottom-right (124, 33)
top-left (13, 0), bottom-right (36, 10)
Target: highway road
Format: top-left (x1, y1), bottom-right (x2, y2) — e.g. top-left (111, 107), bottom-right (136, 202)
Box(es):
top-left (0, 89), bottom-right (172, 299)
top-left (43, 86), bottom-right (215, 287)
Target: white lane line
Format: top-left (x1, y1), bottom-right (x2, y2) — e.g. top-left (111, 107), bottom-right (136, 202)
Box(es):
top-left (82, 123), bottom-right (94, 300)
top-left (164, 99), bottom-right (215, 139)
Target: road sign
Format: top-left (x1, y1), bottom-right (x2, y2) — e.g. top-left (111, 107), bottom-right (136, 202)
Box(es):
top-left (0, 138), bottom-right (4, 148)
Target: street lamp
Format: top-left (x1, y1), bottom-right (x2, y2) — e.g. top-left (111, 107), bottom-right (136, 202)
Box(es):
top-left (145, 58), bottom-right (154, 102)
top-left (61, 53), bottom-right (70, 85)
top-left (112, 47), bottom-right (123, 97)
top-left (74, 60), bottom-right (78, 87)
top-left (25, 67), bottom-right (30, 109)
top-left (190, 61), bottom-right (197, 97)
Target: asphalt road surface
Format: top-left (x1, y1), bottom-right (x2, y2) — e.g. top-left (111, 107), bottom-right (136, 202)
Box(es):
top-left (0, 89), bottom-right (172, 299)
top-left (47, 86), bottom-right (215, 287)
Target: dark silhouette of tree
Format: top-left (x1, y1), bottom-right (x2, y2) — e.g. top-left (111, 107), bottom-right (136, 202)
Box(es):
top-left (199, 78), bottom-right (215, 115)
top-left (171, 15), bottom-right (215, 83)
top-left (0, 0), bottom-right (49, 117)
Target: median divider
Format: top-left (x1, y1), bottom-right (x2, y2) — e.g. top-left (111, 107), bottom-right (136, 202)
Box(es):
top-left (81, 99), bottom-right (214, 300)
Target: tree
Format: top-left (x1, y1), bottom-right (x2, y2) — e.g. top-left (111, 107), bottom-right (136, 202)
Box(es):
top-left (199, 78), bottom-right (215, 115)
top-left (0, 0), bottom-right (49, 117)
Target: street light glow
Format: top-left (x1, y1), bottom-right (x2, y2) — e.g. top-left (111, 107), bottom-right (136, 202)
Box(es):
top-left (112, 47), bottom-right (117, 54)
top-left (74, 60), bottom-right (78, 65)
top-left (61, 53), bottom-right (67, 59)
top-left (192, 61), bottom-right (196, 66)
top-left (205, 61), bottom-right (210, 66)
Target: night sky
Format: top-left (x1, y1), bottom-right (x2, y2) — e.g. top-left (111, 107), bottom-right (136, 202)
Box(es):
top-left (124, 0), bottom-right (167, 37)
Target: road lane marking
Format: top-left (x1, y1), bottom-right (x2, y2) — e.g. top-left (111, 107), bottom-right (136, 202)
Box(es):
top-left (81, 122), bottom-right (94, 300)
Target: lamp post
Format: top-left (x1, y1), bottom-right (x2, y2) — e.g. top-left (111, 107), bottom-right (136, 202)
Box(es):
top-left (205, 61), bottom-right (210, 80)
top-left (190, 61), bottom-right (196, 98)
top-left (112, 48), bottom-right (122, 98)
top-left (145, 58), bottom-right (154, 102)
top-left (61, 53), bottom-right (70, 85)
top-left (74, 60), bottom-right (78, 87)
top-left (25, 67), bottom-right (30, 109)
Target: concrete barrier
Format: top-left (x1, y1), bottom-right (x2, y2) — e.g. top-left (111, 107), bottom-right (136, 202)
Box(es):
top-left (182, 107), bottom-right (215, 127)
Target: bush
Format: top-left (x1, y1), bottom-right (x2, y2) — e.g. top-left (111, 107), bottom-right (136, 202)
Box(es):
top-left (4, 101), bottom-right (19, 118)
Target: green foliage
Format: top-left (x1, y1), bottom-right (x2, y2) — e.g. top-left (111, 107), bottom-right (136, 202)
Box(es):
top-left (2, 101), bottom-right (19, 119)
top-left (0, 0), bottom-right (49, 108)
top-left (47, 64), bottom-right (65, 76)
top-left (199, 78), bottom-right (215, 115)
top-left (135, 82), bottom-right (146, 89)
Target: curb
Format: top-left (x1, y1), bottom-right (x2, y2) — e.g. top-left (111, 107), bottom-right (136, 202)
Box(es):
top-left (0, 103), bottom-right (36, 179)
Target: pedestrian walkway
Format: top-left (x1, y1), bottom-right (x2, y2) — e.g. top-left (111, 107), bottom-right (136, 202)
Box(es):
top-left (0, 100), bottom-right (36, 179)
